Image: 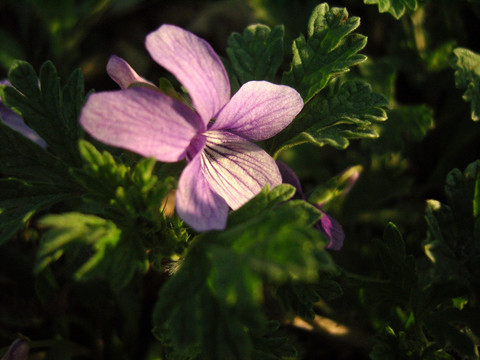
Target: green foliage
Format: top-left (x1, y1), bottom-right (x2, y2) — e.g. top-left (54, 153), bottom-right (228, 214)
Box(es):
top-left (308, 165), bottom-right (362, 208)
top-left (424, 160), bottom-right (480, 291)
top-left (378, 223), bottom-right (417, 303)
top-left (0, 179), bottom-right (73, 244)
top-left (35, 212), bottom-right (147, 290)
top-left (227, 24), bottom-right (285, 84)
top-left (0, 61), bottom-right (86, 245)
top-left (450, 47), bottom-right (480, 121)
top-left (273, 277), bottom-right (342, 320)
top-left (0, 121), bottom-right (69, 183)
top-left (359, 165), bottom-right (480, 360)
top-left (71, 140), bottom-right (189, 263)
top-left (153, 187), bottom-right (334, 359)
top-left (282, 3), bottom-right (367, 103)
top-left (269, 80), bottom-right (389, 156)
top-left (0, 60), bottom-right (84, 164)
top-left (71, 140), bottom-right (175, 217)
top-left (364, 0), bottom-right (418, 19)
top-left (370, 105), bottom-right (434, 153)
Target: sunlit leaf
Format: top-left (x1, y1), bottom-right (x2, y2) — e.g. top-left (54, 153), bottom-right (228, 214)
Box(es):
top-left (364, 0), bottom-right (418, 19)
top-left (450, 48), bottom-right (480, 121)
top-left (282, 3), bottom-right (367, 103)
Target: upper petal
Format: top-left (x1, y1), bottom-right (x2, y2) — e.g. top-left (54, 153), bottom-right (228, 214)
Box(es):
top-left (211, 81), bottom-right (303, 141)
top-left (145, 24), bottom-right (230, 125)
top-left (80, 87), bottom-right (203, 162)
top-left (201, 130), bottom-right (282, 210)
top-left (176, 140), bottom-right (229, 231)
top-left (106, 55), bottom-right (154, 89)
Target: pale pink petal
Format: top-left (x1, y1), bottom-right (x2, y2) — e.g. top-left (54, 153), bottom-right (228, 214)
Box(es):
top-left (201, 130), bottom-right (282, 210)
top-left (106, 55), bottom-right (154, 89)
top-left (145, 24), bottom-right (230, 125)
top-left (80, 87), bottom-right (203, 162)
top-left (210, 81), bottom-right (303, 141)
top-left (176, 138), bottom-right (229, 231)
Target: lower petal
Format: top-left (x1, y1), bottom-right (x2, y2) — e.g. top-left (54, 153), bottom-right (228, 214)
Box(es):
top-left (201, 130), bottom-right (282, 210)
top-left (176, 151), bottom-right (229, 231)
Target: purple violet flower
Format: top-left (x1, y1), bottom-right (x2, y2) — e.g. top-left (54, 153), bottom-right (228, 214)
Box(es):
top-left (0, 80), bottom-right (47, 148)
top-left (276, 161), bottom-right (345, 250)
top-left (80, 25), bottom-right (304, 231)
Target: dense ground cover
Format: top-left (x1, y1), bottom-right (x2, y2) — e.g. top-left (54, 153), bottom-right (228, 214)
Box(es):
top-left (1, 1), bottom-right (480, 359)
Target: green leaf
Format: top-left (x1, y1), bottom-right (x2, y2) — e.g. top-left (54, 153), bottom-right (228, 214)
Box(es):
top-left (424, 161), bottom-right (480, 288)
top-left (269, 80), bottom-right (388, 156)
top-left (71, 140), bottom-right (175, 217)
top-left (379, 223), bottom-right (418, 302)
top-left (308, 165), bottom-right (362, 207)
top-left (0, 179), bottom-right (73, 245)
top-left (0, 60), bottom-right (85, 164)
top-left (36, 212), bottom-right (147, 290)
top-left (273, 277), bottom-right (342, 320)
top-left (282, 3), bottom-right (367, 103)
top-left (227, 184), bottom-right (296, 227)
top-left (227, 24), bottom-right (284, 84)
top-left (152, 191), bottom-right (331, 359)
top-left (424, 309), bottom-right (477, 357)
top-left (364, 0), bottom-right (418, 19)
top-left (0, 121), bottom-right (69, 182)
top-left (251, 321), bottom-right (298, 360)
top-left (369, 105), bottom-right (434, 153)
top-left (450, 47), bottom-right (480, 121)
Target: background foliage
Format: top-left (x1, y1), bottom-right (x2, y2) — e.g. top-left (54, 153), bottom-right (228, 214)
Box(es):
top-left (1, 0), bottom-right (480, 359)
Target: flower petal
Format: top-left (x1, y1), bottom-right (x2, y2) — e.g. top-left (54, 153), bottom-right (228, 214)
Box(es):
top-left (0, 80), bottom-right (47, 148)
top-left (315, 210), bottom-right (345, 251)
top-left (106, 55), bottom-right (154, 90)
top-left (176, 139), bottom-right (229, 231)
top-left (145, 24), bottom-right (230, 125)
top-left (276, 160), bottom-right (304, 200)
top-left (201, 130), bottom-right (282, 210)
top-left (80, 87), bottom-right (203, 162)
top-left (211, 81), bottom-right (303, 141)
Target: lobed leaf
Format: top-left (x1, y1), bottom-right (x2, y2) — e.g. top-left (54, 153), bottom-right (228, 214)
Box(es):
top-left (227, 24), bottom-right (285, 84)
top-left (36, 212), bottom-right (147, 290)
top-left (0, 60), bottom-right (85, 164)
top-left (0, 179), bottom-right (73, 245)
top-left (227, 184), bottom-right (296, 227)
top-left (369, 105), bottom-right (434, 153)
top-left (424, 161), bottom-right (480, 294)
top-left (364, 0), bottom-right (418, 20)
top-left (450, 47), bottom-right (480, 121)
top-left (0, 121), bottom-right (69, 182)
top-left (269, 80), bottom-right (389, 156)
top-left (152, 190), bottom-right (332, 359)
top-left (282, 3), bottom-right (367, 103)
